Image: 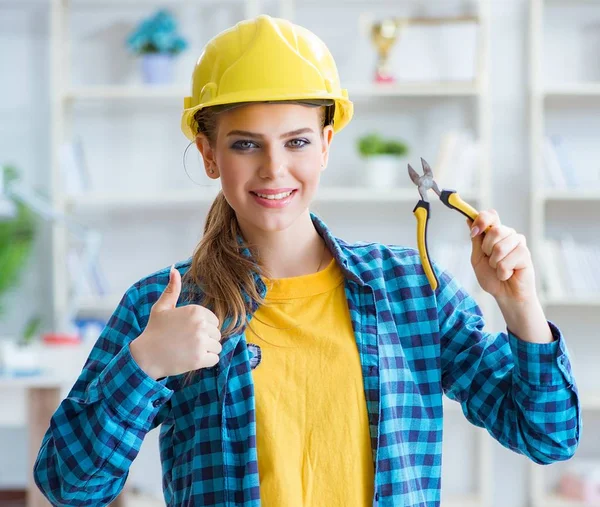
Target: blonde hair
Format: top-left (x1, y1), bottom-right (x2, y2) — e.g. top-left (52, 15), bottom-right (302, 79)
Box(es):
top-left (181, 103), bottom-right (333, 382)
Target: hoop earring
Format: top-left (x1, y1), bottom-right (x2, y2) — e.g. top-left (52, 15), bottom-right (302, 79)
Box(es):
top-left (183, 141), bottom-right (212, 186)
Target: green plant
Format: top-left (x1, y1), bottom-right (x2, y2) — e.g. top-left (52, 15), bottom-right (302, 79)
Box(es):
top-left (126, 9), bottom-right (188, 56)
top-left (21, 314), bottom-right (43, 346)
top-left (0, 165), bottom-right (41, 344)
top-left (357, 133), bottom-right (409, 157)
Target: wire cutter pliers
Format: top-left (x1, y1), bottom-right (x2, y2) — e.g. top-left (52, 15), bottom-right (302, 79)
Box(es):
top-left (408, 157), bottom-right (481, 292)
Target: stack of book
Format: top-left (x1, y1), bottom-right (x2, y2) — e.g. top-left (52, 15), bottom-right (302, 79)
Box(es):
top-left (542, 134), bottom-right (597, 189)
top-left (540, 237), bottom-right (600, 297)
top-left (433, 129), bottom-right (480, 190)
top-left (61, 139), bottom-right (110, 300)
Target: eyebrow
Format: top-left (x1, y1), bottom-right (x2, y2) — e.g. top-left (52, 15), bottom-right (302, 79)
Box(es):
top-left (226, 128), bottom-right (315, 139)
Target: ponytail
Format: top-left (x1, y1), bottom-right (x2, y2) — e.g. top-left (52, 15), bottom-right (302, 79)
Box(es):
top-left (182, 191), bottom-right (265, 340)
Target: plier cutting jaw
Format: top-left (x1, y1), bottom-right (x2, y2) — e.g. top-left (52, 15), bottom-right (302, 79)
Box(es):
top-left (408, 158), bottom-right (480, 292)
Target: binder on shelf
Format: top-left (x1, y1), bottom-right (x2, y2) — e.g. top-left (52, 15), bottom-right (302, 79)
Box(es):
top-left (67, 246), bottom-right (110, 298)
top-left (541, 135), bottom-right (583, 190)
top-left (549, 135), bottom-right (579, 188)
top-left (434, 129), bottom-right (480, 190)
top-left (540, 240), bottom-right (566, 297)
top-left (552, 236), bottom-right (600, 295)
top-left (60, 138), bottom-right (91, 196)
top-left (542, 136), bottom-right (567, 189)
top-left (561, 236), bottom-right (588, 293)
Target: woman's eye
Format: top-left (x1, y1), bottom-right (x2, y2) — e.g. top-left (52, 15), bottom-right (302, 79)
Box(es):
top-left (231, 140), bottom-right (258, 150)
top-left (287, 138), bottom-right (310, 148)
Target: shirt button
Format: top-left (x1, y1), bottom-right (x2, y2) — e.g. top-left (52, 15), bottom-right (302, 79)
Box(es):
top-left (152, 398), bottom-right (164, 408)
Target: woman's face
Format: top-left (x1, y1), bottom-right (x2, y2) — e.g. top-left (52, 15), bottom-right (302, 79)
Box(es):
top-left (196, 103), bottom-right (334, 238)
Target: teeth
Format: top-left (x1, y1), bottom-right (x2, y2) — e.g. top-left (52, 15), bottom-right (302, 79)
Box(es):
top-left (255, 191), bottom-right (293, 200)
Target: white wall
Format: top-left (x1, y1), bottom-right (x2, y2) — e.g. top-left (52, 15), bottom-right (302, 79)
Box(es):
top-left (0, 1), bottom-right (597, 506)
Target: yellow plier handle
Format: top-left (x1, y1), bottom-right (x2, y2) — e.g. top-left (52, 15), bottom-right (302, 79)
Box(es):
top-left (441, 189), bottom-right (494, 233)
top-left (414, 191), bottom-right (481, 292)
top-left (413, 200), bottom-right (439, 291)
top-left (440, 190), bottom-right (479, 221)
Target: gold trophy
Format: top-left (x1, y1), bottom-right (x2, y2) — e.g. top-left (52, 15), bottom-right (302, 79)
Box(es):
top-left (370, 18), bottom-right (402, 83)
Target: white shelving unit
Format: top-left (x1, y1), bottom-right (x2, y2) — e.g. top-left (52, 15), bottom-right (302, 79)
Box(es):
top-left (48, 0), bottom-right (495, 505)
top-left (529, 1), bottom-right (600, 506)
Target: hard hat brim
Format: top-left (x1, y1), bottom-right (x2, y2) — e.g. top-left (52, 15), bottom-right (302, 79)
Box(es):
top-left (181, 92), bottom-right (353, 141)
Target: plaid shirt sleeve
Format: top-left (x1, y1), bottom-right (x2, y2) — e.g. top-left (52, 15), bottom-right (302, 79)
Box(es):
top-left (33, 285), bottom-right (174, 506)
top-left (435, 263), bottom-right (581, 465)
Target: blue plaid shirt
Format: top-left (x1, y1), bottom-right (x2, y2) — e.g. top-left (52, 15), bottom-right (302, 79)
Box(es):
top-left (34, 213), bottom-right (581, 507)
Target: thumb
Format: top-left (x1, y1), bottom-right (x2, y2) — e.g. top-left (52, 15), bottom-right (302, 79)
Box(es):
top-left (154, 264), bottom-right (182, 312)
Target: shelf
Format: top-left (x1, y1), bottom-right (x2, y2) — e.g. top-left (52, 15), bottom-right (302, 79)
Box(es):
top-left (65, 187), bottom-right (220, 211)
top-left (543, 0), bottom-right (600, 4)
top-left (535, 495), bottom-right (600, 507)
top-left (125, 491), bottom-right (165, 507)
top-left (68, 0), bottom-right (242, 5)
top-left (78, 295), bottom-right (121, 316)
top-left (0, 374), bottom-right (69, 389)
top-left (540, 294), bottom-right (600, 307)
top-left (349, 81), bottom-right (481, 98)
top-left (66, 85), bottom-right (187, 101)
top-left (544, 83), bottom-right (600, 97)
top-left (537, 189), bottom-right (600, 201)
top-left (580, 392), bottom-right (600, 410)
top-left (442, 494), bottom-right (484, 507)
top-left (64, 187), bottom-right (482, 212)
top-left (64, 82), bottom-right (481, 102)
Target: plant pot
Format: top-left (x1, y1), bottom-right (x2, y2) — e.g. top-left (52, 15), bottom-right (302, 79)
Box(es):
top-left (0, 338), bottom-right (42, 376)
top-left (363, 155), bottom-right (409, 189)
top-left (141, 53), bottom-right (174, 85)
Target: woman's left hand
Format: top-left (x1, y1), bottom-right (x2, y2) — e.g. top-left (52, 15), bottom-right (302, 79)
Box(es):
top-left (467, 209), bottom-right (537, 304)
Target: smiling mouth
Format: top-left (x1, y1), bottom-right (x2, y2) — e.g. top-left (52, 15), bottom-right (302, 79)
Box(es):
top-left (249, 189), bottom-right (298, 208)
top-left (250, 190), bottom-right (296, 200)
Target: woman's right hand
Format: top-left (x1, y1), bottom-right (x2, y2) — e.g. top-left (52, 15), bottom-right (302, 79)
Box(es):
top-left (130, 265), bottom-right (222, 380)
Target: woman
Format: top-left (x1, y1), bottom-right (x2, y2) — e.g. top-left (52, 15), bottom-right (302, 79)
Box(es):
top-left (33, 14), bottom-right (580, 507)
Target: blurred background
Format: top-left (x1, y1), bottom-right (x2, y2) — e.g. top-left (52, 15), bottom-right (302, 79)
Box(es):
top-left (0, 0), bottom-right (599, 506)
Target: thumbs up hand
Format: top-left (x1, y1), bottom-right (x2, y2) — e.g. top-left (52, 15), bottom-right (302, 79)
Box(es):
top-left (130, 265), bottom-right (222, 380)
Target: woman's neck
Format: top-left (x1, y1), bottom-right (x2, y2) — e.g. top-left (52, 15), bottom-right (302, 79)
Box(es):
top-left (238, 213), bottom-right (332, 279)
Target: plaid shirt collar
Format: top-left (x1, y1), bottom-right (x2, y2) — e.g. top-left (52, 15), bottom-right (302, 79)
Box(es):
top-left (219, 210), bottom-right (372, 398)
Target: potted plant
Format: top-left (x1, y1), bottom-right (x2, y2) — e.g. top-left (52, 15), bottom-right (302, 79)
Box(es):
top-left (0, 165), bottom-right (44, 375)
top-left (357, 133), bottom-right (410, 188)
top-left (126, 9), bottom-right (188, 85)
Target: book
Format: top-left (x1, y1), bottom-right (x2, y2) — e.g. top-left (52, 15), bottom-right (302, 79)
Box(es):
top-left (549, 135), bottom-right (579, 188)
top-left (540, 240), bottom-right (565, 297)
top-left (559, 236), bottom-right (588, 293)
top-left (434, 129), bottom-right (479, 190)
top-left (66, 246), bottom-right (110, 298)
top-left (60, 138), bottom-right (91, 195)
top-left (542, 137), bottom-right (567, 189)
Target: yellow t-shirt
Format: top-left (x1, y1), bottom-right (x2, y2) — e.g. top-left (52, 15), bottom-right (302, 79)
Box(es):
top-left (246, 257), bottom-right (375, 506)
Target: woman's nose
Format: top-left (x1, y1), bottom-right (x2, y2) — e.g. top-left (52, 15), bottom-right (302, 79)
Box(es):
top-left (259, 149), bottom-right (287, 179)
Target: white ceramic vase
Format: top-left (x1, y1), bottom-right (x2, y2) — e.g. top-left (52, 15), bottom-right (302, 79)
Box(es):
top-left (0, 338), bottom-right (41, 376)
top-left (363, 155), bottom-right (410, 189)
top-left (141, 53), bottom-right (174, 85)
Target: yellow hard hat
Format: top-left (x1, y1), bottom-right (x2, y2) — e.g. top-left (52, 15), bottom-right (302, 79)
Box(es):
top-left (181, 15), bottom-right (354, 141)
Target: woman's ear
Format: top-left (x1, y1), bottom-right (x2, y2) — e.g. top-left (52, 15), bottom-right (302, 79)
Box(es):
top-left (320, 125), bottom-right (334, 170)
top-left (195, 134), bottom-right (219, 178)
